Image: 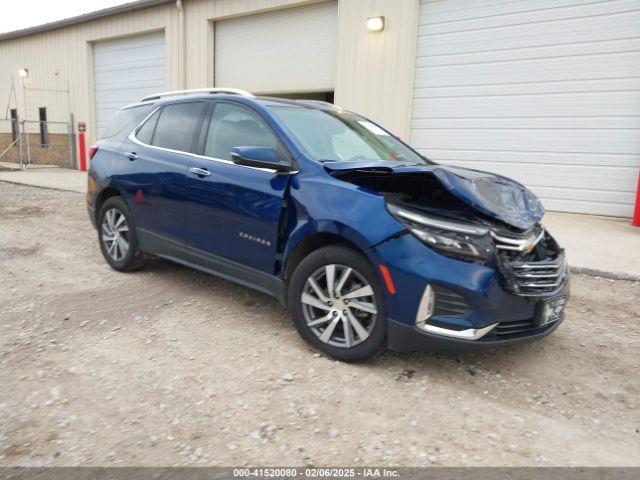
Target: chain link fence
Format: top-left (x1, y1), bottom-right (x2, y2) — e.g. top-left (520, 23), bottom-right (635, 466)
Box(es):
top-left (1, 83), bottom-right (77, 170)
top-left (0, 116), bottom-right (76, 170)
top-left (0, 117), bottom-right (23, 168)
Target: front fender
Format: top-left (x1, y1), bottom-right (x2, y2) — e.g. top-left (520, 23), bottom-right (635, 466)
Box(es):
top-left (281, 171), bottom-right (405, 274)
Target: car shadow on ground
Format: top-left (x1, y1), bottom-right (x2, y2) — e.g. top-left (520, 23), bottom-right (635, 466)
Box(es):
top-left (140, 255), bottom-right (558, 378)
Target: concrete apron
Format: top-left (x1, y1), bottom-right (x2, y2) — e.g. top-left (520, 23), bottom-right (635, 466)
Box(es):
top-left (544, 212), bottom-right (640, 282)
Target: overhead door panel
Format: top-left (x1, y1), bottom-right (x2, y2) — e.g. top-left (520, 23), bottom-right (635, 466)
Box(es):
top-left (214, 1), bottom-right (338, 94)
top-left (93, 31), bottom-right (165, 138)
top-left (411, 0), bottom-right (640, 217)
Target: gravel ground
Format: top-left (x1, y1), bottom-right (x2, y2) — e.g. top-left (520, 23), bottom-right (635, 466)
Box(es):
top-left (0, 182), bottom-right (639, 467)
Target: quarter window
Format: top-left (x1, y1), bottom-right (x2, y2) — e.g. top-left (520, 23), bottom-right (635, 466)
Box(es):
top-left (135, 109), bottom-right (160, 145)
top-left (103, 104), bottom-right (153, 140)
top-left (148, 102), bottom-right (206, 153)
top-left (204, 103), bottom-right (279, 161)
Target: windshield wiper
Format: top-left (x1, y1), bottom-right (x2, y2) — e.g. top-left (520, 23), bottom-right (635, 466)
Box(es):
top-left (393, 161), bottom-right (424, 167)
top-left (318, 158), bottom-right (426, 167)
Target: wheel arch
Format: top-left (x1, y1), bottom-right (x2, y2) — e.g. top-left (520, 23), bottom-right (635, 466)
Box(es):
top-left (283, 232), bottom-right (361, 278)
top-left (281, 231), bottom-right (371, 307)
top-left (95, 185), bottom-right (124, 218)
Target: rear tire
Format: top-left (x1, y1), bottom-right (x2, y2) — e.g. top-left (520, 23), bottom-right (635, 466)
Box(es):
top-left (98, 196), bottom-right (144, 272)
top-left (288, 245), bottom-right (386, 362)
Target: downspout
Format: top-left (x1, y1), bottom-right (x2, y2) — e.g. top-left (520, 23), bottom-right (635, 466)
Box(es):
top-left (176, 0), bottom-right (186, 89)
top-left (633, 172), bottom-right (640, 227)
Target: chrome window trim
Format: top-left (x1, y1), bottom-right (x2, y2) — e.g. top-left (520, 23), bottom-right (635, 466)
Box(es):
top-left (128, 104), bottom-right (297, 175)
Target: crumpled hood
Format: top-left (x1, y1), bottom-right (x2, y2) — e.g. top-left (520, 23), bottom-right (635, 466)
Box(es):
top-left (324, 161), bottom-right (545, 230)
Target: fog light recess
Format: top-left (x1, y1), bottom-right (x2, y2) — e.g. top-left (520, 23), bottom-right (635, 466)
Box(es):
top-left (415, 284), bottom-right (435, 326)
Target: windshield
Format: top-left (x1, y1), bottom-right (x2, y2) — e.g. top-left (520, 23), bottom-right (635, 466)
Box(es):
top-left (268, 105), bottom-right (429, 164)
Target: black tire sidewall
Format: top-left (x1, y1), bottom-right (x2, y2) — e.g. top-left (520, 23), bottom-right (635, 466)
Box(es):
top-left (97, 196), bottom-right (142, 272)
top-left (288, 245), bottom-right (387, 362)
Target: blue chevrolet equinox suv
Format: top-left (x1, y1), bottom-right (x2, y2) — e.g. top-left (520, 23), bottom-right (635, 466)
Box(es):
top-left (87, 88), bottom-right (569, 361)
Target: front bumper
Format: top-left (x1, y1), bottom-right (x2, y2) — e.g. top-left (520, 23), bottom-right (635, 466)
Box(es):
top-left (369, 232), bottom-right (570, 353)
top-left (387, 315), bottom-right (563, 353)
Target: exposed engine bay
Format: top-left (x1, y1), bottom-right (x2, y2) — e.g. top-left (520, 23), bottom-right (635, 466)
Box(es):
top-left (327, 164), bottom-right (566, 298)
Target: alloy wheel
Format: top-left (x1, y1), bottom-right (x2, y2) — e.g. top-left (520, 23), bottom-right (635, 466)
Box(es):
top-left (300, 264), bottom-right (378, 348)
top-left (101, 208), bottom-right (130, 262)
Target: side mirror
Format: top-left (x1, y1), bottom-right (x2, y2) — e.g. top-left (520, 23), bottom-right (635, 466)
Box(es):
top-left (230, 146), bottom-right (290, 172)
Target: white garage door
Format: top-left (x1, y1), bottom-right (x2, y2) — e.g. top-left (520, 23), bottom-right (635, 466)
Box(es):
top-left (214, 1), bottom-right (338, 94)
top-left (411, 0), bottom-right (640, 217)
top-left (93, 31), bottom-right (165, 138)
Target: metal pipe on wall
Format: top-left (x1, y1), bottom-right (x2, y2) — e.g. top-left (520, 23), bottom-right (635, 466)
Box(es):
top-left (176, 0), bottom-right (186, 89)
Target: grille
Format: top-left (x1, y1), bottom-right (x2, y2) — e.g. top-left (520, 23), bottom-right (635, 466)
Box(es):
top-left (493, 318), bottom-right (538, 337)
top-left (509, 254), bottom-right (565, 296)
top-left (493, 225), bottom-right (567, 297)
top-left (432, 286), bottom-right (472, 318)
top-left (508, 255), bottom-right (566, 296)
top-left (492, 224), bottom-right (545, 253)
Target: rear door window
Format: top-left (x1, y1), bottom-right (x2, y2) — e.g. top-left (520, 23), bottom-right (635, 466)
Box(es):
top-left (148, 102), bottom-right (206, 153)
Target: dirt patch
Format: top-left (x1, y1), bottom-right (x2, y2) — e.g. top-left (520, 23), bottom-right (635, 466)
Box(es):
top-left (0, 244), bottom-right (41, 258)
top-left (0, 183), bottom-right (639, 467)
top-left (0, 205), bottom-right (44, 218)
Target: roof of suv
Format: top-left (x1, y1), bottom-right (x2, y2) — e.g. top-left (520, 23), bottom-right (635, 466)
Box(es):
top-left (123, 88), bottom-right (341, 112)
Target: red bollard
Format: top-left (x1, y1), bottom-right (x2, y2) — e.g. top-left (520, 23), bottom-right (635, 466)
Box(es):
top-left (633, 171), bottom-right (640, 227)
top-left (78, 121), bottom-right (87, 172)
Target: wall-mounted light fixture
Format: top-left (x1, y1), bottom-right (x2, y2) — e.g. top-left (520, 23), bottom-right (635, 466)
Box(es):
top-left (18, 68), bottom-right (29, 78)
top-left (367, 16), bottom-right (385, 32)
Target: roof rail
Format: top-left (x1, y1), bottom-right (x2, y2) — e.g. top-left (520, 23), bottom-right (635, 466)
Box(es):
top-left (295, 99), bottom-right (342, 110)
top-left (140, 88), bottom-right (255, 102)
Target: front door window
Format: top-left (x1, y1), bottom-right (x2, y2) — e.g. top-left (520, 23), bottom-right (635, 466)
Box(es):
top-left (204, 103), bottom-right (279, 161)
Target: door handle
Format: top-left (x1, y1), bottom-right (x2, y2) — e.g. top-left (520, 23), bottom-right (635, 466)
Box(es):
top-left (126, 152), bottom-right (138, 161)
top-left (189, 167), bottom-right (211, 177)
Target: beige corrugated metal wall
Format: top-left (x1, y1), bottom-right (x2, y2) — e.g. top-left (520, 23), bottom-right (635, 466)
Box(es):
top-left (335, 0), bottom-right (419, 140)
top-left (0, 0), bottom-right (419, 145)
top-left (0, 3), bottom-right (179, 145)
top-left (184, 0), bottom-right (419, 138)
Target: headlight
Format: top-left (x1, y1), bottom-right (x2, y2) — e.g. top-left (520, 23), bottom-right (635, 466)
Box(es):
top-left (387, 203), bottom-right (494, 262)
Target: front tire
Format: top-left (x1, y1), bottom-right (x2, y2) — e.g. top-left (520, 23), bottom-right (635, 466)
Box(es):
top-left (98, 196), bottom-right (144, 272)
top-left (288, 245), bottom-right (386, 362)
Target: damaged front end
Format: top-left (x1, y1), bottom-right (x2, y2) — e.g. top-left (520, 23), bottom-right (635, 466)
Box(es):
top-left (327, 162), bottom-right (567, 299)
top-left (491, 224), bottom-right (566, 297)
